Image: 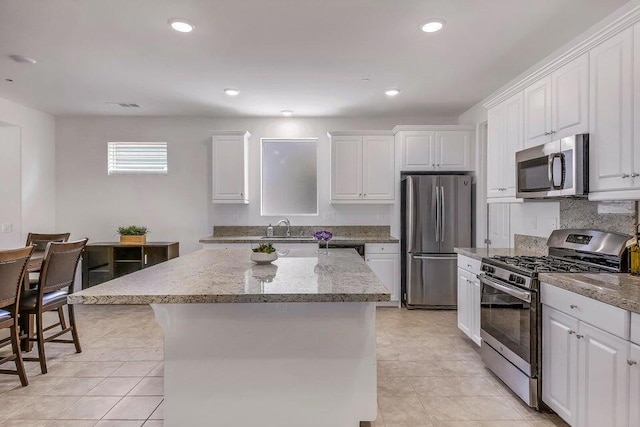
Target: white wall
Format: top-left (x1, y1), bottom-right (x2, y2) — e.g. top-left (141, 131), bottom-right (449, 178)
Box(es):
top-left (0, 97), bottom-right (56, 248)
top-left (0, 125), bottom-right (22, 248)
top-left (55, 115), bottom-right (456, 254)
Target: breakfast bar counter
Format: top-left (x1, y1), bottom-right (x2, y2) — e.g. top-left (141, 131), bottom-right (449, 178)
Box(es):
top-left (68, 248), bottom-right (389, 427)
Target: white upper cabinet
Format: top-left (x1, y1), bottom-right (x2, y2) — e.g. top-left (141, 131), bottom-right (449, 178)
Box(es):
top-left (435, 131), bottom-right (471, 170)
top-left (552, 54), bottom-right (589, 140)
top-left (397, 127), bottom-right (473, 171)
top-left (524, 54), bottom-right (588, 148)
top-left (402, 131), bottom-right (435, 169)
top-left (362, 135), bottom-right (395, 200)
top-left (524, 76), bottom-right (553, 147)
top-left (487, 91), bottom-right (523, 200)
top-left (211, 131), bottom-right (250, 204)
top-left (330, 135), bottom-right (363, 201)
top-left (589, 28), bottom-right (634, 195)
top-left (329, 132), bottom-right (394, 203)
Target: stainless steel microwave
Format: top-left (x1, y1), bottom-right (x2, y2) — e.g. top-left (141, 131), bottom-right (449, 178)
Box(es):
top-left (515, 134), bottom-right (588, 199)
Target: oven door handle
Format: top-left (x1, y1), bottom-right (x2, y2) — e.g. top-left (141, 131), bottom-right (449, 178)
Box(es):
top-left (478, 273), bottom-right (532, 303)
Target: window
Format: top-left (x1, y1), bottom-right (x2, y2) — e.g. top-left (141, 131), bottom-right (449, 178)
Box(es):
top-left (107, 142), bottom-right (168, 175)
top-left (261, 138), bottom-right (318, 216)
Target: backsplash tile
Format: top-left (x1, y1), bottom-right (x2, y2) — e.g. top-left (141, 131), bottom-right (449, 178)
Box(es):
top-left (212, 225), bottom-right (393, 238)
top-left (514, 234), bottom-right (548, 255)
top-left (559, 199), bottom-right (635, 236)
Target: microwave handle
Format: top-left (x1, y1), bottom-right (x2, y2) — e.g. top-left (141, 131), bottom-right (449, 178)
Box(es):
top-left (548, 153), bottom-right (566, 190)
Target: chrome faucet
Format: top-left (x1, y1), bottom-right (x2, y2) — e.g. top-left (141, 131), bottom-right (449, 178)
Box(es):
top-left (276, 217), bottom-right (291, 237)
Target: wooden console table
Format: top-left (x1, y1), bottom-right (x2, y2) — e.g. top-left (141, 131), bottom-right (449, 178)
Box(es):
top-left (82, 242), bottom-right (179, 289)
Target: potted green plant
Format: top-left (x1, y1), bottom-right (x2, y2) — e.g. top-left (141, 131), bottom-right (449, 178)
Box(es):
top-left (117, 225), bottom-right (148, 245)
top-left (250, 243), bottom-right (278, 264)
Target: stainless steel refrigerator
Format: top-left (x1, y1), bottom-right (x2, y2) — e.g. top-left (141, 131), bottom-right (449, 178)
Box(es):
top-left (401, 174), bottom-right (472, 308)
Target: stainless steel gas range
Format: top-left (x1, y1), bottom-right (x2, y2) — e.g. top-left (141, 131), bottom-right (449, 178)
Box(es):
top-left (478, 229), bottom-right (631, 409)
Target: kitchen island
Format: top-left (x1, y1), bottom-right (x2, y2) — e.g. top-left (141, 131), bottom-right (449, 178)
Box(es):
top-left (68, 248), bottom-right (389, 427)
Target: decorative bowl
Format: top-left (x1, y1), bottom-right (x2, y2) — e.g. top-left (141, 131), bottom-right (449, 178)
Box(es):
top-left (250, 252), bottom-right (278, 265)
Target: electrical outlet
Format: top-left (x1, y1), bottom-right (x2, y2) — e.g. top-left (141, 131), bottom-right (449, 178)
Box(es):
top-left (1, 223), bottom-right (12, 233)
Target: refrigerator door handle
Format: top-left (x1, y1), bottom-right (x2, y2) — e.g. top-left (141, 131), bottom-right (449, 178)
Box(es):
top-left (406, 176), bottom-right (415, 253)
top-left (434, 185), bottom-right (440, 242)
top-left (440, 185), bottom-right (445, 242)
top-left (412, 255), bottom-right (458, 261)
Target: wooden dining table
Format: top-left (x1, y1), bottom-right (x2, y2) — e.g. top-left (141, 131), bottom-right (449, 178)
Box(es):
top-left (21, 250), bottom-right (44, 351)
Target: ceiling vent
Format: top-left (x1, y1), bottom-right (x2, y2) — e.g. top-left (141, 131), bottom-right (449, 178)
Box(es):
top-left (106, 102), bottom-right (140, 108)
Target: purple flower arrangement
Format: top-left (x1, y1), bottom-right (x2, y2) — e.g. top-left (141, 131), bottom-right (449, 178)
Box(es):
top-left (314, 230), bottom-right (333, 255)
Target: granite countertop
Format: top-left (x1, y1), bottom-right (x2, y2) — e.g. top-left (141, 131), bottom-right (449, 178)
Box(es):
top-left (539, 273), bottom-right (640, 314)
top-left (199, 235), bottom-right (400, 244)
top-left (454, 247), bottom-right (544, 262)
top-left (68, 248), bottom-right (390, 305)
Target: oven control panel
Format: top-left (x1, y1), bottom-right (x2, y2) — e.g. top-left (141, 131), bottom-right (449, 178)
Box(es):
top-left (566, 234), bottom-right (592, 245)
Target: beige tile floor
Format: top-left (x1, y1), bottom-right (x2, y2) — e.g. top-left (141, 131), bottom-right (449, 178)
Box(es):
top-left (0, 305), bottom-right (568, 427)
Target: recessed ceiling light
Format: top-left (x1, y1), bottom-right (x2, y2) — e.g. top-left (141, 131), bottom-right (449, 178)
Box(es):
top-left (281, 110), bottom-right (293, 117)
top-left (224, 88), bottom-right (240, 96)
top-left (9, 55), bottom-right (37, 64)
top-left (385, 89), bottom-right (401, 97)
top-left (168, 18), bottom-right (195, 33)
top-left (421, 20), bottom-right (445, 33)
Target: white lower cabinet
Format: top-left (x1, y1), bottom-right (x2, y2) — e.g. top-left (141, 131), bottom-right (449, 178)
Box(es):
top-left (542, 303), bottom-right (633, 427)
top-left (456, 255), bottom-right (481, 346)
top-left (542, 305), bottom-right (579, 425)
top-left (365, 244), bottom-right (399, 305)
top-left (577, 321), bottom-right (630, 427)
top-left (630, 343), bottom-right (640, 427)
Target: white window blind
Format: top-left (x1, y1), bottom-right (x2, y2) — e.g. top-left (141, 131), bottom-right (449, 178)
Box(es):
top-left (107, 142), bottom-right (168, 175)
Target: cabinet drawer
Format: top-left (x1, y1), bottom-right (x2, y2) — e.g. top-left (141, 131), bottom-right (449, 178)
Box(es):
top-left (632, 313), bottom-right (640, 346)
top-left (457, 255), bottom-right (481, 275)
top-left (541, 282), bottom-right (630, 339)
top-left (365, 243), bottom-right (399, 254)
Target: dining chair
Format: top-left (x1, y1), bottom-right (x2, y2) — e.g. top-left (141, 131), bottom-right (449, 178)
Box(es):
top-left (20, 239), bottom-right (88, 374)
top-left (0, 246), bottom-right (35, 386)
top-left (24, 233), bottom-right (70, 287)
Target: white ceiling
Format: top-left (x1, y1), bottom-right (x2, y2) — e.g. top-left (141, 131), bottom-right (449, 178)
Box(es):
top-left (0, 0), bottom-right (629, 117)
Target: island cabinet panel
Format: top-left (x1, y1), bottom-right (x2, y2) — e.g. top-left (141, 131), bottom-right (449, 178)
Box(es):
top-left (82, 242), bottom-right (179, 289)
top-left (456, 268), bottom-right (471, 337)
top-left (211, 132), bottom-right (250, 204)
top-left (589, 28), bottom-right (634, 194)
top-left (329, 133), bottom-right (394, 203)
top-left (487, 91), bottom-right (523, 201)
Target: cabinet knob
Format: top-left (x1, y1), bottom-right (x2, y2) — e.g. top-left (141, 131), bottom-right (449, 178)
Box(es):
top-left (570, 304), bottom-right (578, 309)
top-left (359, 193), bottom-right (362, 197)
top-left (576, 334), bottom-right (584, 339)
top-left (544, 132), bottom-right (550, 136)
top-left (628, 359), bottom-right (638, 366)
top-left (632, 173), bottom-right (639, 178)
top-left (568, 330), bottom-right (575, 335)
top-left (621, 174), bottom-right (630, 179)
top-left (431, 164), bottom-right (435, 167)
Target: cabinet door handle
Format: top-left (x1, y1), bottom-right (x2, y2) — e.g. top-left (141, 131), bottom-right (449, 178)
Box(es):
top-left (621, 174), bottom-right (630, 179)
top-left (570, 304), bottom-right (578, 309)
top-left (544, 132), bottom-right (549, 136)
top-left (576, 334), bottom-right (584, 339)
top-left (568, 330), bottom-right (575, 335)
top-left (144, 254), bottom-right (148, 265)
top-left (632, 173), bottom-right (639, 178)
top-left (628, 359), bottom-right (638, 366)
